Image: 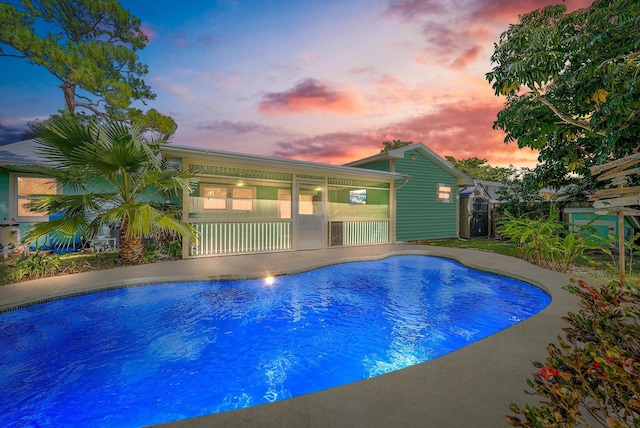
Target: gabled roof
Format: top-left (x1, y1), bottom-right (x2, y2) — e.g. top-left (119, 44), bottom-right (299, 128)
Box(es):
top-left (460, 182), bottom-right (489, 199)
top-left (0, 139), bottom-right (43, 166)
top-left (459, 180), bottom-right (505, 203)
top-left (345, 143), bottom-right (472, 185)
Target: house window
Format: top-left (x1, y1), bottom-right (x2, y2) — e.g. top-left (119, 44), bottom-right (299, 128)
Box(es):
top-left (13, 175), bottom-right (58, 221)
top-left (201, 185), bottom-right (256, 211)
top-left (231, 187), bottom-right (255, 211)
top-left (202, 186), bottom-right (227, 210)
top-left (437, 183), bottom-right (453, 203)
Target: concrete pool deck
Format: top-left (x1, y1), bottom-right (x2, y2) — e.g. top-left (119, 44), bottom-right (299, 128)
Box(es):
top-left (0, 244), bottom-right (585, 428)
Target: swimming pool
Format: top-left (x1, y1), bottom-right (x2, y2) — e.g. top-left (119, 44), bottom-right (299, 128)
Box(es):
top-left (0, 255), bottom-right (550, 427)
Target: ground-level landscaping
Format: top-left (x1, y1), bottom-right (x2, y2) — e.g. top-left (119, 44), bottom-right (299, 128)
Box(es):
top-left (420, 237), bottom-right (640, 285)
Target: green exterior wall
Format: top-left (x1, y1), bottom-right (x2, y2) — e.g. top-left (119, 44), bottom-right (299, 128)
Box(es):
top-left (361, 160), bottom-right (391, 173)
top-left (568, 211), bottom-right (636, 244)
top-left (360, 150), bottom-right (459, 241)
top-left (0, 169), bottom-right (9, 221)
top-left (0, 169), bottom-right (117, 246)
top-left (189, 180), bottom-right (293, 221)
top-left (0, 169), bottom-right (35, 244)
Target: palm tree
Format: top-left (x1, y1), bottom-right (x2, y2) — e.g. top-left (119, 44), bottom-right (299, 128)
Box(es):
top-left (25, 115), bottom-right (196, 264)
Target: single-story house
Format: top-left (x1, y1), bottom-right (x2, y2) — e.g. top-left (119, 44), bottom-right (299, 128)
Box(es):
top-left (345, 143), bottom-right (472, 242)
top-left (1, 139), bottom-right (471, 257)
top-left (160, 145), bottom-right (409, 257)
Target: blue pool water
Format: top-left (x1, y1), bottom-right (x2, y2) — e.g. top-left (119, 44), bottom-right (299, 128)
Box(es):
top-left (0, 255), bottom-right (550, 427)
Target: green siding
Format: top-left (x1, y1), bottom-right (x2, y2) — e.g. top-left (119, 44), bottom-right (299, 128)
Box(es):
top-left (360, 160), bottom-right (390, 173)
top-left (359, 151), bottom-right (459, 241)
top-left (0, 170), bottom-right (9, 220)
top-left (0, 169), bottom-right (34, 243)
top-left (569, 212), bottom-right (636, 244)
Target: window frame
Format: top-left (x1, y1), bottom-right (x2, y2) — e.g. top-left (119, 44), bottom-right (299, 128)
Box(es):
top-left (230, 186), bottom-right (256, 212)
top-left (200, 184), bottom-right (257, 212)
top-left (437, 183), bottom-right (453, 203)
top-left (11, 173), bottom-right (59, 222)
top-left (202, 185), bottom-right (228, 210)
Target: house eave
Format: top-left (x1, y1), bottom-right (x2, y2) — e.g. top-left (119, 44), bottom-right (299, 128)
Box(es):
top-left (161, 144), bottom-right (410, 182)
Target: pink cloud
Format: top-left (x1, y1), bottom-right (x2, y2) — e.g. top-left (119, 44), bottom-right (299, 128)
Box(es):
top-left (384, 0), bottom-right (444, 21)
top-left (273, 132), bottom-right (378, 165)
top-left (215, 72), bottom-right (237, 89)
top-left (140, 23), bottom-right (156, 43)
top-left (451, 45), bottom-right (484, 68)
top-left (197, 120), bottom-right (293, 137)
top-left (258, 78), bottom-right (363, 116)
top-left (471, 0), bottom-right (595, 22)
top-left (272, 98), bottom-right (539, 167)
top-left (387, 0), bottom-right (593, 71)
top-left (299, 53), bottom-right (321, 64)
top-left (380, 100), bottom-right (538, 166)
top-left (419, 23), bottom-right (493, 68)
top-left (348, 66), bottom-right (375, 75)
top-left (366, 74), bottom-right (428, 109)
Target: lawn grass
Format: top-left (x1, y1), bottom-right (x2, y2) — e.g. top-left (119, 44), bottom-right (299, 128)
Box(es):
top-left (416, 238), bottom-right (519, 258)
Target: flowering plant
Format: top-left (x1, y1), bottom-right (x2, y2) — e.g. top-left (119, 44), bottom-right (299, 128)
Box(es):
top-left (506, 278), bottom-right (640, 427)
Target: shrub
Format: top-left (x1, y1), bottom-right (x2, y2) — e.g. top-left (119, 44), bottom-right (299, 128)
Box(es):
top-left (498, 206), bottom-right (598, 273)
top-left (11, 252), bottom-right (61, 282)
top-left (506, 278), bottom-right (640, 427)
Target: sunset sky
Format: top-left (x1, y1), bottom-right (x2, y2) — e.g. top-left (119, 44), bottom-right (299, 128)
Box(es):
top-left (0, 0), bottom-right (594, 167)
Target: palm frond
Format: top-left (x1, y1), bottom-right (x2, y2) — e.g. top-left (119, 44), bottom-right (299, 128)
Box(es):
top-left (99, 203), bottom-right (196, 242)
top-left (24, 115), bottom-right (195, 262)
top-left (153, 214), bottom-right (197, 243)
top-left (133, 168), bottom-right (196, 196)
top-left (98, 121), bottom-right (162, 170)
top-left (27, 193), bottom-right (115, 217)
top-left (24, 215), bottom-right (95, 248)
top-left (31, 115), bottom-right (97, 166)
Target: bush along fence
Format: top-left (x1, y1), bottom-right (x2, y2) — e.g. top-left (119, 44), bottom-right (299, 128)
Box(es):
top-left (497, 206), bottom-right (598, 273)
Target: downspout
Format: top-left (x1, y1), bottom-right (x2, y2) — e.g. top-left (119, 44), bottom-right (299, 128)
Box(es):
top-left (395, 177), bottom-right (410, 191)
top-left (456, 182), bottom-right (460, 238)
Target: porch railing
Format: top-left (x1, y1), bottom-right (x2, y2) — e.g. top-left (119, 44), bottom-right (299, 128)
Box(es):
top-left (343, 220), bottom-right (389, 246)
top-left (191, 221), bottom-right (292, 256)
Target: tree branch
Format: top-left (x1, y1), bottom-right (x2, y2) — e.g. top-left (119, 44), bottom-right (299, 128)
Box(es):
top-left (74, 102), bottom-right (107, 117)
top-left (0, 52), bottom-right (27, 59)
top-left (534, 95), bottom-right (607, 137)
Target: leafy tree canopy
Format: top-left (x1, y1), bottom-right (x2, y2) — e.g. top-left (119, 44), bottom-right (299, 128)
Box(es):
top-left (486, 0), bottom-right (640, 188)
top-left (496, 168), bottom-right (545, 217)
top-left (445, 156), bottom-right (512, 182)
top-left (0, 0), bottom-right (177, 136)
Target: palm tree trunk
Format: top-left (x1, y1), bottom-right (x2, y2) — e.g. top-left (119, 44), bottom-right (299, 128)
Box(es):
top-left (119, 217), bottom-right (145, 264)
